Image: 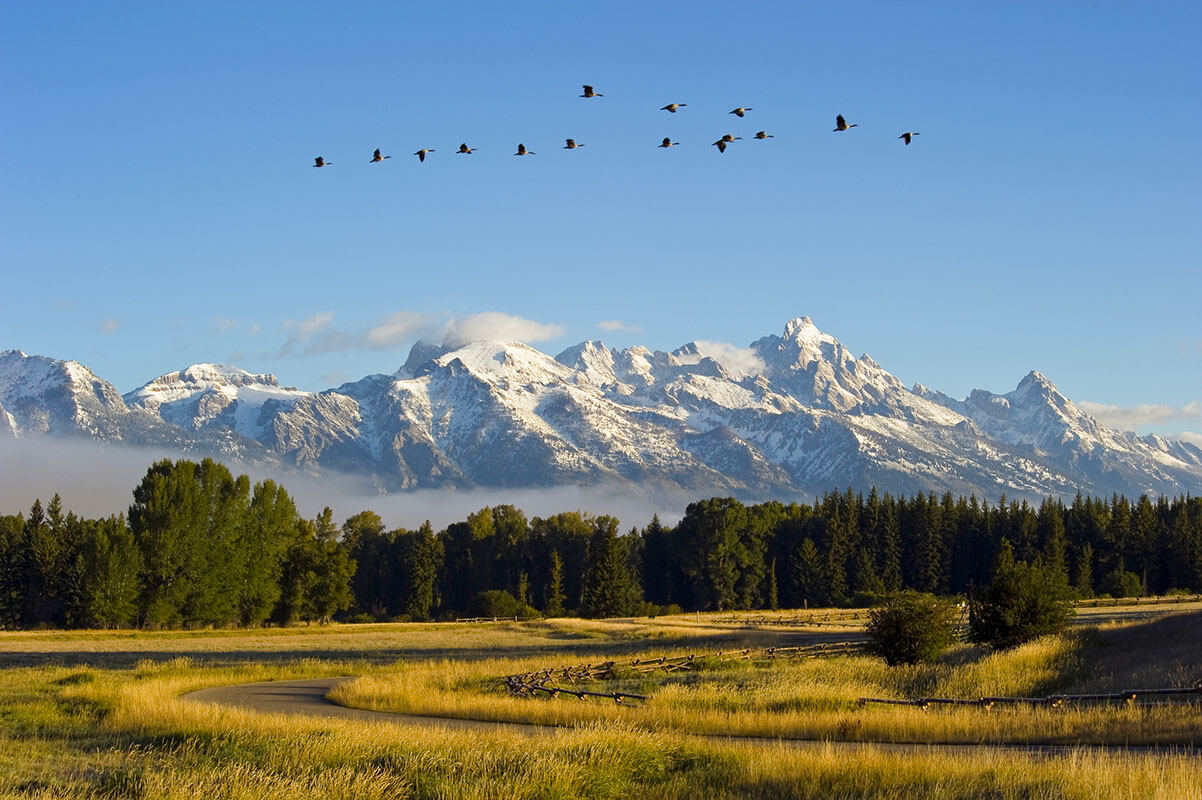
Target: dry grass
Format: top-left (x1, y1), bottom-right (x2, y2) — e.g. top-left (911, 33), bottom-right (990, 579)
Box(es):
top-left (6, 663), bottom-right (1200, 800)
top-left (331, 611), bottom-right (1202, 746)
top-left (2, 608), bottom-right (1199, 798)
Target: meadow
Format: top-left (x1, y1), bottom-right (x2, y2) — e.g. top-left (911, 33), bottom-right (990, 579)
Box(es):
top-left (1, 606), bottom-right (1199, 799)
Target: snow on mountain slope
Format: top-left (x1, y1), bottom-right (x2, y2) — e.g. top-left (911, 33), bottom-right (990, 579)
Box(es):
top-left (125, 364), bottom-right (310, 439)
top-left (5, 319), bottom-right (1201, 501)
top-left (0, 350), bottom-right (282, 463)
top-left (1, 349), bottom-right (131, 438)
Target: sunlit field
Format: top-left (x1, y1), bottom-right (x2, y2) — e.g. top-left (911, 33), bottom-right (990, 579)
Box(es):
top-left (2, 607), bottom-right (1199, 799)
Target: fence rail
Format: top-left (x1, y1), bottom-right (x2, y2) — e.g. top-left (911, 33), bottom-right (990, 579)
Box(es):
top-left (1075, 594), bottom-right (1202, 608)
top-left (716, 610), bottom-right (872, 627)
top-left (859, 683), bottom-right (1202, 710)
top-left (503, 641), bottom-right (865, 703)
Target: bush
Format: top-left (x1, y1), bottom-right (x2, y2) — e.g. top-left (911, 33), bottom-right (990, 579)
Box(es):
top-left (1099, 568), bottom-right (1143, 598)
top-left (466, 590), bottom-right (520, 618)
top-left (866, 591), bottom-right (959, 665)
top-left (970, 559), bottom-right (1074, 649)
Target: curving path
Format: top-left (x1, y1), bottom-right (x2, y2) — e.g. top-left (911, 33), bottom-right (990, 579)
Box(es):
top-left (183, 678), bottom-right (1191, 756)
top-left (185, 678), bottom-right (542, 736)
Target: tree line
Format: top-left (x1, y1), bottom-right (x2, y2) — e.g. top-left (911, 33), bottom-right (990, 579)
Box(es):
top-left (1, 458), bottom-right (1199, 629)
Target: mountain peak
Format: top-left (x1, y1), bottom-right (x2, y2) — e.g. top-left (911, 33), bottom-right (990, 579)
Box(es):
top-left (783, 316), bottom-right (817, 336)
top-left (401, 340), bottom-right (450, 376)
top-left (179, 363), bottom-right (281, 388)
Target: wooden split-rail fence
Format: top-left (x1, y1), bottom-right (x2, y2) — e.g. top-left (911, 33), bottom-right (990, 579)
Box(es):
top-left (717, 610), bottom-right (872, 627)
top-left (859, 683), bottom-right (1202, 710)
top-left (1075, 594), bottom-right (1202, 608)
top-left (504, 641), bottom-right (865, 704)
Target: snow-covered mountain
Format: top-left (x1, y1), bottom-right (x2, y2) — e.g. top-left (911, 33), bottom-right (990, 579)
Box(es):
top-left (4, 318), bottom-right (1200, 501)
top-left (0, 350), bottom-right (279, 463)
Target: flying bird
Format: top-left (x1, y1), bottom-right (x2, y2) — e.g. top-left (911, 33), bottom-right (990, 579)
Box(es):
top-left (659, 137), bottom-right (680, 148)
top-left (660, 103), bottom-right (687, 113)
top-left (370, 148), bottom-right (391, 163)
top-left (712, 134), bottom-right (741, 153)
top-left (898, 132), bottom-right (920, 145)
top-left (312, 156), bottom-right (330, 167)
top-left (580, 84), bottom-right (602, 98)
top-left (833, 114), bottom-right (858, 131)
top-left (514, 143), bottom-right (534, 155)
top-left (414, 148), bottom-right (435, 162)
top-left (456, 143), bottom-right (477, 154)
top-left (563, 138), bottom-right (583, 149)
top-left (729, 107), bottom-right (753, 117)
top-left (753, 131), bottom-right (774, 139)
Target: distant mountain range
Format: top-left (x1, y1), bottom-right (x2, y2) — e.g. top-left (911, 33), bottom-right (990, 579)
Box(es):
top-left (3, 318), bottom-right (1200, 502)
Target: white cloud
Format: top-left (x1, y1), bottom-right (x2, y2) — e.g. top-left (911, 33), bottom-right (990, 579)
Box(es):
top-left (1172, 431), bottom-right (1202, 448)
top-left (100, 319), bottom-right (121, 334)
top-left (277, 312), bottom-right (348, 356)
top-left (440, 312), bottom-right (564, 348)
top-left (598, 319), bottom-right (643, 333)
top-left (693, 340), bottom-right (766, 379)
top-left (364, 311), bottom-right (435, 348)
top-left (1078, 400), bottom-right (1202, 431)
top-left (213, 317), bottom-right (239, 334)
top-left (270, 310), bottom-right (564, 359)
top-left (294, 312), bottom-right (334, 338)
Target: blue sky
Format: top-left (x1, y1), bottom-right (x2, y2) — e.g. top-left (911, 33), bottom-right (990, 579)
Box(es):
top-left (2, 0), bottom-right (1199, 442)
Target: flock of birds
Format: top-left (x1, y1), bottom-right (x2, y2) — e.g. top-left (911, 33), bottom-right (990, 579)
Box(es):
top-left (311, 85), bottom-right (920, 167)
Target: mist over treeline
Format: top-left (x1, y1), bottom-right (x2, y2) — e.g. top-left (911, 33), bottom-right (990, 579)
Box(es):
top-left (1, 457), bottom-right (1200, 630)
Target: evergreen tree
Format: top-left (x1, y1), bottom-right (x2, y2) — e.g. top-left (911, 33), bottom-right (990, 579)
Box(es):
top-left (878, 497), bottom-right (903, 592)
top-left (1131, 495), bottom-right (1160, 594)
top-left (0, 514), bottom-right (27, 628)
top-left (969, 545), bottom-right (1074, 649)
top-left (395, 521), bottom-right (442, 621)
top-left (580, 516), bottom-right (639, 618)
top-left (22, 498), bottom-right (57, 626)
top-left (1073, 541), bottom-right (1094, 598)
top-left (1037, 497), bottom-right (1070, 591)
top-left (789, 537), bottom-right (828, 607)
top-left (677, 497), bottom-right (747, 611)
top-left (766, 557), bottom-right (780, 610)
top-left (544, 550), bottom-right (566, 616)
top-left (529, 512), bottom-right (593, 611)
top-left (640, 514), bottom-right (688, 608)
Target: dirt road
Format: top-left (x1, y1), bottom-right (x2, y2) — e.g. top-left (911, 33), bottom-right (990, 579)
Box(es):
top-left (185, 678), bottom-right (542, 735)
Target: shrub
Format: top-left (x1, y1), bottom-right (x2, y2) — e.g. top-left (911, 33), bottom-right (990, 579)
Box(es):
top-left (466, 590), bottom-right (520, 619)
top-left (866, 591), bottom-right (960, 665)
top-left (1100, 568), bottom-right (1143, 598)
top-left (970, 558), bottom-right (1074, 649)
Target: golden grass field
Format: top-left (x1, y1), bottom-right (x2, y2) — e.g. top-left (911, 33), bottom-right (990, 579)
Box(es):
top-left (1, 605), bottom-right (1199, 799)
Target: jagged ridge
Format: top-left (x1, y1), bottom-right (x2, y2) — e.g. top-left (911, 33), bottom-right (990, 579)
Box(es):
top-left (3, 318), bottom-right (1200, 502)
